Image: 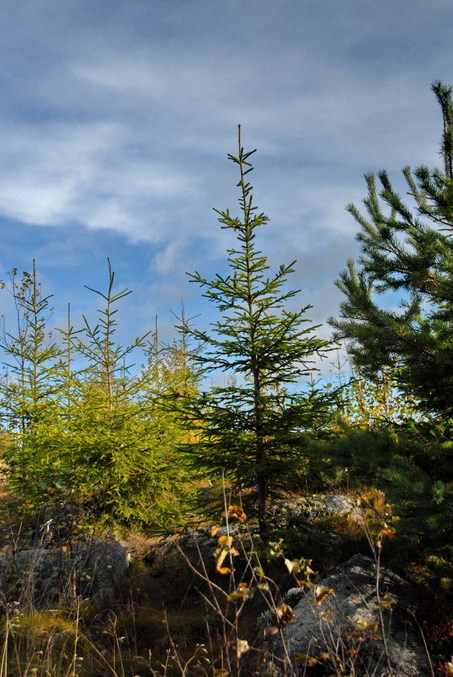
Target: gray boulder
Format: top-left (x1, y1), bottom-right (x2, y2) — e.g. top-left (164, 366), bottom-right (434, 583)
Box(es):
top-left (267, 495), bottom-right (362, 529)
top-left (36, 502), bottom-right (84, 546)
top-left (261, 554), bottom-right (432, 677)
top-left (180, 496), bottom-right (361, 565)
top-left (0, 538), bottom-right (128, 608)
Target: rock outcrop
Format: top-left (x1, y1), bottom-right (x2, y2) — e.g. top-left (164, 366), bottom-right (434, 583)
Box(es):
top-left (180, 495), bottom-right (361, 565)
top-left (260, 554), bottom-right (432, 677)
top-left (0, 538), bottom-right (128, 608)
top-left (267, 494), bottom-right (362, 528)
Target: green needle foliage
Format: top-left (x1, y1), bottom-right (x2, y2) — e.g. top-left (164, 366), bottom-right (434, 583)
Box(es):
top-left (53, 262), bottom-right (196, 528)
top-left (330, 81), bottom-right (453, 427)
top-left (179, 127), bottom-right (334, 536)
top-left (0, 263), bottom-right (70, 507)
top-left (76, 258), bottom-right (148, 398)
top-left (0, 261), bottom-right (198, 530)
top-left (0, 262), bottom-right (62, 433)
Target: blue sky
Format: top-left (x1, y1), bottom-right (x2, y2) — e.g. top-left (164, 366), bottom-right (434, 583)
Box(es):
top-left (1, 0), bottom-right (452, 375)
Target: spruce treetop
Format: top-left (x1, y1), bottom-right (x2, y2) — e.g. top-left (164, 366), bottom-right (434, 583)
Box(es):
top-left (186, 126), bottom-right (329, 386)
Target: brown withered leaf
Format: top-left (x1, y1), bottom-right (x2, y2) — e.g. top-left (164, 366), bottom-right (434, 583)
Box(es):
top-left (276, 603), bottom-right (295, 627)
top-left (228, 505), bottom-right (247, 523)
top-left (294, 653), bottom-right (323, 667)
top-left (314, 585), bottom-right (335, 606)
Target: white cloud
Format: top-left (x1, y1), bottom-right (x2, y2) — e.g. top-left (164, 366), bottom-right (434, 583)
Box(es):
top-left (0, 0), bottom-right (452, 353)
top-left (0, 118), bottom-right (200, 239)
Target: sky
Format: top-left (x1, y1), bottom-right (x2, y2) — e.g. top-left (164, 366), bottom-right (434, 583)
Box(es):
top-left (1, 0), bottom-right (452, 378)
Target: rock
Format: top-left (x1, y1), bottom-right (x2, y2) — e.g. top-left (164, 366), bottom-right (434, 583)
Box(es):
top-left (0, 538), bottom-right (128, 608)
top-left (36, 502), bottom-right (84, 546)
top-left (179, 525), bottom-right (244, 569)
top-left (260, 554), bottom-right (432, 676)
top-left (181, 495), bottom-right (360, 556)
top-left (267, 494), bottom-right (362, 529)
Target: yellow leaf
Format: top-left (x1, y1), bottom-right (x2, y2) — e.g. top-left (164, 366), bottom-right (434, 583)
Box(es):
top-left (227, 583), bottom-right (253, 601)
top-left (210, 525), bottom-right (220, 537)
top-left (294, 653), bottom-right (322, 667)
top-left (344, 630), bottom-right (365, 639)
top-left (263, 626), bottom-right (279, 637)
top-left (236, 639), bottom-right (249, 658)
top-left (215, 538), bottom-right (235, 572)
top-left (284, 558), bottom-right (299, 574)
top-left (379, 528), bottom-right (396, 538)
top-left (380, 593), bottom-right (397, 610)
top-left (227, 591), bottom-right (243, 601)
top-left (314, 585), bottom-right (335, 606)
top-left (218, 535), bottom-right (233, 547)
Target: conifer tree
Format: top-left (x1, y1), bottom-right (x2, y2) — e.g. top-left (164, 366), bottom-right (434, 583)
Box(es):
top-left (64, 264), bottom-right (199, 528)
top-left (64, 260), bottom-right (167, 526)
top-left (0, 264), bottom-right (68, 504)
top-left (179, 128), bottom-right (333, 536)
top-left (0, 262), bottom-right (62, 432)
top-left (0, 261), bottom-right (198, 529)
top-left (330, 81), bottom-right (453, 428)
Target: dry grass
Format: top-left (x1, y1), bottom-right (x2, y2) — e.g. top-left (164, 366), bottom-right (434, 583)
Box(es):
top-left (0, 492), bottom-right (448, 676)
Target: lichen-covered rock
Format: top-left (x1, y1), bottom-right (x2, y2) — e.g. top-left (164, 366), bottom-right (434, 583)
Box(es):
top-left (260, 554), bottom-right (431, 676)
top-left (0, 539), bottom-right (128, 608)
top-left (267, 494), bottom-right (362, 529)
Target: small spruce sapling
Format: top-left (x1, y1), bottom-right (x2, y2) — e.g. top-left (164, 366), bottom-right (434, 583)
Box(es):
top-left (179, 127), bottom-right (334, 537)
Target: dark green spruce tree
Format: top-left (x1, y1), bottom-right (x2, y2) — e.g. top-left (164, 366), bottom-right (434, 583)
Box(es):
top-left (179, 128), bottom-right (333, 536)
top-left (330, 81), bottom-right (453, 430)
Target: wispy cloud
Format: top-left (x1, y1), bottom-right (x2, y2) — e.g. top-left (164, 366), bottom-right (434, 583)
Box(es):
top-left (0, 0), bottom-right (452, 359)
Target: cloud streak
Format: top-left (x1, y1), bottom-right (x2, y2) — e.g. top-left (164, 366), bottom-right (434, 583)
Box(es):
top-left (1, 0), bottom-right (452, 367)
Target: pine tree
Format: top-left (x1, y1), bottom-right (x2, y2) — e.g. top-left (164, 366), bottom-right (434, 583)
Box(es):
top-left (179, 128), bottom-right (333, 536)
top-left (330, 82), bottom-right (453, 429)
